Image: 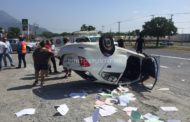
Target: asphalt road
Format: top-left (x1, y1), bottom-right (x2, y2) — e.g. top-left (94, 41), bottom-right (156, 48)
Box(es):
top-left (0, 49), bottom-right (190, 122)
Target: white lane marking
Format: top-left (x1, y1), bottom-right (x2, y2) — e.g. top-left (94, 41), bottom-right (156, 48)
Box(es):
top-left (152, 54), bottom-right (190, 61)
top-left (160, 65), bottom-right (168, 69)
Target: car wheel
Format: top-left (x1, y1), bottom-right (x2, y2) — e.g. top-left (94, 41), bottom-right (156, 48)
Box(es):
top-left (99, 35), bottom-right (115, 56)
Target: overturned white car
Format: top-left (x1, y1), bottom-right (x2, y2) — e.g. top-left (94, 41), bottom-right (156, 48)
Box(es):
top-left (58, 35), bottom-right (160, 89)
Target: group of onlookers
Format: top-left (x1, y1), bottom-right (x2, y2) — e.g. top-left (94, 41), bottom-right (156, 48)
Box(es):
top-left (0, 36), bottom-right (15, 71)
top-left (0, 34), bottom-right (28, 71)
top-left (1, 33), bottom-right (72, 87)
top-left (32, 37), bottom-right (71, 86)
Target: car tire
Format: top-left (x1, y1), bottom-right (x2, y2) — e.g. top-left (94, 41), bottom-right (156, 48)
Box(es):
top-left (99, 35), bottom-right (115, 56)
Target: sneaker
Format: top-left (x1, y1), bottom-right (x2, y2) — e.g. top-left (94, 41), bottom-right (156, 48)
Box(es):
top-left (16, 67), bottom-right (21, 69)
top-left (11, 64), bottom-right (15, 67)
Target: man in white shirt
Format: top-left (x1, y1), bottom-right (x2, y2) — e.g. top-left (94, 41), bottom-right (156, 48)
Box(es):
top-left (3, 38), bottom-right (14, 67)
top-left (0, 38), bottom-right (8, 70)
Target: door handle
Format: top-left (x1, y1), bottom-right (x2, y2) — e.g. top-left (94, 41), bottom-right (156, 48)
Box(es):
top-left (107, 65), bottom-right (111, 68)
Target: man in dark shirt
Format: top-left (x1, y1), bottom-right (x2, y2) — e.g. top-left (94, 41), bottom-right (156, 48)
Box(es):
top-left (135, 33), bottom-right (145, 53)
top-left (32, 41), bottom-right (53, 86)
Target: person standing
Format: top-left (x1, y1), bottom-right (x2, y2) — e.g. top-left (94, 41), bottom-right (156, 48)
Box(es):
top-left (45, 40), bottom-right (58, 73)
top-left (32, 41), bottom-right (54, 86)
top-left (63, 38), bottom-right (71, 77)
top-left (16, 36), bottom-right (27, 68)
top-left (0, 39), bottom-right (7, 71)
top-left (50, 39), bottom-right (58, 73)
top-left (3, 37), bottom-right (14, 67)
top-left (135, 33), bottom-right (145, 53)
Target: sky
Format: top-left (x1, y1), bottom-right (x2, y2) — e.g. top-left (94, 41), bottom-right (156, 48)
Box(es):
top-left (1, 0), bottom-right (190, 33)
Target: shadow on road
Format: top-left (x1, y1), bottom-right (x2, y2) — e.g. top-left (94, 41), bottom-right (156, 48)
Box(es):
top-left (32, 80), bottom-right (117, 100)
top-left (7, 84), bottom-right (33, 91)
top-left (32, 80), bottom-right (149, 100)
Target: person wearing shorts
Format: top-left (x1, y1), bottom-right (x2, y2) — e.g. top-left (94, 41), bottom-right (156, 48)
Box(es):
top-left (32, 41), bottom-right (53, 86)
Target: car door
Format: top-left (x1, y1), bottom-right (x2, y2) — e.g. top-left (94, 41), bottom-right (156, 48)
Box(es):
top-left (141, 56), bottom-right (160, 89)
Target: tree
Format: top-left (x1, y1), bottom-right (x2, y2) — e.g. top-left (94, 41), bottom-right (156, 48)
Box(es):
top-left (7, 27), bottom-right (20, 38)
top-left (142, 17), bottom-right (177, 46)
top-left (41, 31), bottom-right (54, 38)
top-left (80, 24), bottom-right (96, 31)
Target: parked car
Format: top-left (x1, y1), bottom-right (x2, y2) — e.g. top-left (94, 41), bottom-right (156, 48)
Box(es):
top-left (159, 40), bottom-right (174, 46)
top-left (9, 39), bottom-right (36, 53)
top-left (58, 35), bottom-right (160, 89)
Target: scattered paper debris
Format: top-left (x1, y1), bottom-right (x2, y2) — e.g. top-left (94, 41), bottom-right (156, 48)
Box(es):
top-left (181, 79), bottom-right (186, 82)
top-left (15, 108), bottom-right (36, 117)
top-left (158, 88), bottom-right (170, 91)
top-left (92, 108), bottom-right (100, 122)
top-left (117, 85), bottom-right (129, 93)
top-left (117, 95), bottom-right (129, 106)
top-left (130, 111), bottom-right (141, 121)
top-left (123, 107), bottom-right (138, 116)
top-left (57, 104), bottom-right (69, 116)
top-left (84, 116), bottom-right (93, 122)
top-left (167, 120), bottom-right (181, 122)
top-left (146, 84), bottom-right (153, 87)
top-left (95, 100), bottom-right (105, 107)
top-left (160, 65), bottom-right (169, 69)
top-left (160, 107), bottom-right (178, 111)
top-left (145, 120), bottom-right (164, 122)
top-left (105, 98), bottom-right (118, 105)
top-left (117, 119), bottom-right (126, 122)
top-left (69, 92), bottom-right (88, 98)
top-left (98, 92), bottom-right (112, 97)
top-left (144, 113), bottom-right (159, 120)
top-left (99, 105), bottom-right (117, 116)
top-left (177, 65), bottom-right (181, 68)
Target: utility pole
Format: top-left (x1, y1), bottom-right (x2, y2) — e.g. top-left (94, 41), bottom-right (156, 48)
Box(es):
top-left (101, 25), bottom-right (104, 33)
top-left (170, 14), bottom-right (174, 21)
top-left (118, 21), bottom-right (121, 33)
top-left (150, 14), bottom-right (155, 19)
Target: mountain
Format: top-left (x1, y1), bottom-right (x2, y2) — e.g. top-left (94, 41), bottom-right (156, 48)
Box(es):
top-left (0, 10), bottom-right (49, 34)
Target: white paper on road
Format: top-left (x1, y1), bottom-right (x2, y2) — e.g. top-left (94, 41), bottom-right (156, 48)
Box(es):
top-left (160, 65), bottom-right (169, 69)
top-left (117, 85), bottom-right (129, 93)
top-left (145, 120), bottom-right (164, 122)
top-left (99, 105), bottom-right (117, 116)
top-left (15, 108), bottom-right (36, 117)
top-left (69, 92), bottom-right (88, 98)
top-left (158, 88), bottom-right (170, 91)
top-left (167, 120), bottom-right (181, 122)
top-left (57, 104), bottom-right (69, 116)
top-left (117, 119), bottom-right (126, 122)
top-left (84, 116), bottom-right (93, 122)
top-left (160, 107), bottom-right (178, 111)
top-left (123, 107), bottom-right (138, 116)
top-left (181, 79), bottom-right (186, 82)
top-left (144, 113), bottom-right (159, 120)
